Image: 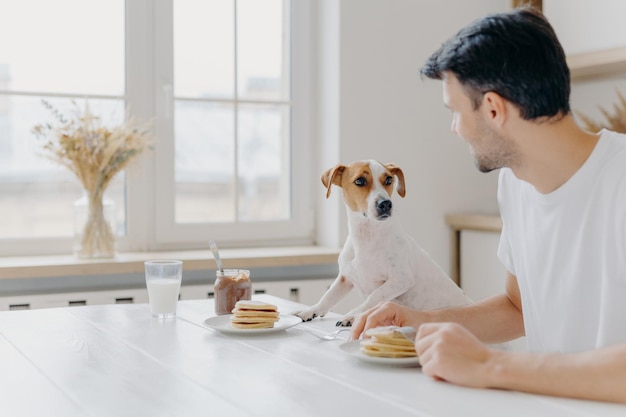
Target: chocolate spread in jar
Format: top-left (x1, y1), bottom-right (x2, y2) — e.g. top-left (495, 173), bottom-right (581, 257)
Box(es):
top-left (214, 269), bottom-right (251, 315)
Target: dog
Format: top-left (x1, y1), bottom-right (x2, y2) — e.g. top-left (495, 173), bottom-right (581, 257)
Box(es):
top-left (294, 160), bottom-right (472, 326)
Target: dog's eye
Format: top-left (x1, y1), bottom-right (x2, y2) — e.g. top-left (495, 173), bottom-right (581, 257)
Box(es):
top-left (354, 177), bottom-right (367, 186)
top-left (384, 176), bottom-right (393, 186)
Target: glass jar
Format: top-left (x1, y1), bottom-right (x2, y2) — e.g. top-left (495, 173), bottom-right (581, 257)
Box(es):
top-left (214, 269), bottom-right (251, 315)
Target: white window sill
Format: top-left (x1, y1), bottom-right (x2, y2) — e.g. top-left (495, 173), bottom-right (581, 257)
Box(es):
top-left (0, 246), bottom-right (341, 281)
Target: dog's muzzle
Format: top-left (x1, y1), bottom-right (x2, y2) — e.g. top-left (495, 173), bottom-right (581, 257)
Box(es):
top-left (376, 198), bottom-right (392, 220)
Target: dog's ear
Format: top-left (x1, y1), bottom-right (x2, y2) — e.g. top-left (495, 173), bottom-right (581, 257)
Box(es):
top-left (321, 164), bottom-right (346, 198)
top-left (385, 163), bottom-right (406, 198)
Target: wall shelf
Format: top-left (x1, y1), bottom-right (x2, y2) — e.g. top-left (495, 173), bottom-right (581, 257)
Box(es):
top-left (0, 246), bottom-right (340, 280)
top-left (568, 46), bottom-right (626, 80)
top-left (445, 213), bottom-right (501, 285)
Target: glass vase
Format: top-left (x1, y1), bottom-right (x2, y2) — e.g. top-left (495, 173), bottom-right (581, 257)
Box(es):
top-left (73, 192), bottom-right (117, 259)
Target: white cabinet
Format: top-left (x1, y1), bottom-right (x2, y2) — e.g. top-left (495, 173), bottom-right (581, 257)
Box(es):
top-left (445, 213), bottom-right (504, 300)
top-left (0, 288), bottom-right (150, 311)
top-left (460, 229), bottom-right (526, 351)
top-left (0, 278), bottom-right (364, 315)
top-left (181, 278), bottom-right (362, 314)
top-left (251, 278), bottom-right (363, 315)
top-left (447, 214), bottom-right (526, 351)
top-left (460, 230), bottom-right (505, 302)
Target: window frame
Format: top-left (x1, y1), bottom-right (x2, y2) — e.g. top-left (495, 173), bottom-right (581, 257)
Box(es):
top-left (149, 0), bottom-right (314, 249)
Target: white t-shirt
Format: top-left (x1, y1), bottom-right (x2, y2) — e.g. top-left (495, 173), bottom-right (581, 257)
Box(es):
top-left (497, 129), bottom-right (626, 353)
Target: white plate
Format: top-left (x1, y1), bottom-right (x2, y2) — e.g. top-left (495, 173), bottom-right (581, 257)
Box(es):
top-left (339, 340), bottom-right (421, 367)
top-left (203, 314), bottom-right (302, 335)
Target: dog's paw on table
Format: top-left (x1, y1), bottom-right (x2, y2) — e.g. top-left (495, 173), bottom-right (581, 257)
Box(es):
top-left (335, 315), bottom-right (356, 327)
top-left (292, 309), bottom-right (355, 326)
top-left (292, 309), bottom-right (326, 322)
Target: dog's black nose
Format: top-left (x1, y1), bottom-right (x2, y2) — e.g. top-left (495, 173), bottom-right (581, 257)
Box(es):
top-left (377, 199), bottom-right (392, 214)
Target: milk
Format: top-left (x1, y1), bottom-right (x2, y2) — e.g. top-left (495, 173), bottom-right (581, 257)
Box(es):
top-left (146, 278), bottom-right (181, 317)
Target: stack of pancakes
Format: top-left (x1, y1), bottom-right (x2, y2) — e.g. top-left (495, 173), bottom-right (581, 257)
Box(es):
top-left (230, 300), bottom-right (280, 329)
top-left (360, 326), bottom-right (418, 358)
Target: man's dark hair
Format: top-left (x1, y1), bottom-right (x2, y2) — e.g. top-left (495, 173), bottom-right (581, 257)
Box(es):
top-left (420, 7), bottom-right (570, 120)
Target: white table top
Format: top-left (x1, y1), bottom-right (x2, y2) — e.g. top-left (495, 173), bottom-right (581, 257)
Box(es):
top-left (1, 294), bottom-right (624, 417)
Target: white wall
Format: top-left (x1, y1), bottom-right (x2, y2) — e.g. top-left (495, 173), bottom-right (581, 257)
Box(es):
top-left (543, 2), bottom-right (626, 130)
top-left (315, 0), bottom-right (626, 276)
top-left (544, 0), bottom-right (626, 54)
top-left (315, 0), bottom-right (509, 274)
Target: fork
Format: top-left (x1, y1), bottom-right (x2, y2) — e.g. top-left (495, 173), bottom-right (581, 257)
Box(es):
top-left (298, 327), bottom-right (352, 341)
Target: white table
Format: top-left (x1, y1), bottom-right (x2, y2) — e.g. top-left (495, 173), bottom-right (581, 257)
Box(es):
top-left (1, 294), bottom-right (624, 417)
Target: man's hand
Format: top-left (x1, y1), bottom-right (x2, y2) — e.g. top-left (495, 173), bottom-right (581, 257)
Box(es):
top-left (349, 301), bottom-right (422, 340)
top-left (415, 322), bottom-right (499, 388)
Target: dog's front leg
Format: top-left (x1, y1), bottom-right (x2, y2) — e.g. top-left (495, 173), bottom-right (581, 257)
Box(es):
top-left (292, 275), bottom-right (354, 322)
top-left (337, 276), bottom-right (412, 327)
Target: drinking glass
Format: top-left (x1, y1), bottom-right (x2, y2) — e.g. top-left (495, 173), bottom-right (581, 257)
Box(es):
top-left (144, 260), bottom-right (183, 318)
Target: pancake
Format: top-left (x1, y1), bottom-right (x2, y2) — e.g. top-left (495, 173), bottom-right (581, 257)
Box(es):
top-left (364, 326), bottom-right (415, 346)
top-left (231, 316), bottom-right (279, 324)
top-left (233, 300), bottom-right (279, 312)
top-left (230, 322), bottom-right (274, 329)
top-left (230, 300), bottom-right (280, 329)
top-left (230, 310), bottom-right (279, 318)
top-left (360, 326), bottom-right (417, 358)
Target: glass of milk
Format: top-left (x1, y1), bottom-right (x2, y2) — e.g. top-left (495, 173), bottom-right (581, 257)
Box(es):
top-left (144, 260), bottom-right (183, 318)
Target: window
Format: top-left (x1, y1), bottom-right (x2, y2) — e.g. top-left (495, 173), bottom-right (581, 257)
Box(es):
top-left (0, 0), bottom-right (314, 256)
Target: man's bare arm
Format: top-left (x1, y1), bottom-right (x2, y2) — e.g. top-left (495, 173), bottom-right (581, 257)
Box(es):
top-left (351, 272), bottom-right (524, 344)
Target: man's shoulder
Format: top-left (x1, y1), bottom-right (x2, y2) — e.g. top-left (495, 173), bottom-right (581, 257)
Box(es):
top-left (599, 129), bottom-right (626, 146)
top-left (597, 130), bottom-right (626, 169)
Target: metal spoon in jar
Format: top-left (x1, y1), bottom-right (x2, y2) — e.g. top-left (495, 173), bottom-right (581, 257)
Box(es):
top-left (209, 240), bottom-right (224, 273)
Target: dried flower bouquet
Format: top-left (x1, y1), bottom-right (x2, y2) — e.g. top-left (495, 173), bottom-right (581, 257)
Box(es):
top-left (33, 100), bottom-right (153, 258)
top-left (576, 89), bottom-right (626, 134)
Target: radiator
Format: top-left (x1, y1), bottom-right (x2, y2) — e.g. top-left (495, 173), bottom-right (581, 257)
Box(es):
top-left (0, 278), bottom-right (361, 313)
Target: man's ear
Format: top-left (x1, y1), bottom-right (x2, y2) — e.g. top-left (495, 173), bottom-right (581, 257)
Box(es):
top-left (321, 164), bottom-right (346, 198)
top-left (482, 91), bottom-right (508, 127)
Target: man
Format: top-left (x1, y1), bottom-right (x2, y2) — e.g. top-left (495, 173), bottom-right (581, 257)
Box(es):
top-left (350, 7), bottom-right (626, 403)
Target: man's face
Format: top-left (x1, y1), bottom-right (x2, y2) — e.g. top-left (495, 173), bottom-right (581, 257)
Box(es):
top-left (442, 73), bottom-right (515, 173)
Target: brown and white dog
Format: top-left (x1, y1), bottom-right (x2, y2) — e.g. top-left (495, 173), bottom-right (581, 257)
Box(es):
top-left (294, 160), bottom-right (472, 326)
